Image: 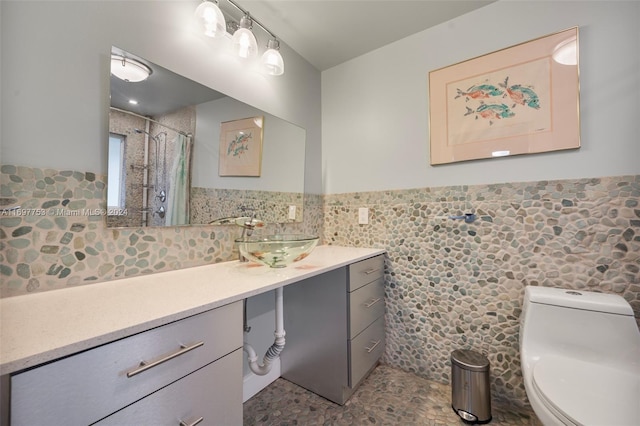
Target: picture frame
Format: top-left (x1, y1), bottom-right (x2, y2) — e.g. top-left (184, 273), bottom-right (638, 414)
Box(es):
top-left (219, 116), bottom-right (264, 176)
top-left (428, 27), bottom-right (580, 165)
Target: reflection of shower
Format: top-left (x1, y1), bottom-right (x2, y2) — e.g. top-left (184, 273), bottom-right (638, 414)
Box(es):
top-left (134, 128), bottom-right (167, 203)
top-left (134, 128), bottom-right (167, 221)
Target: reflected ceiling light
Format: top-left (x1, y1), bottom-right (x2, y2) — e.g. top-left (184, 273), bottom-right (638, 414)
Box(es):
top-left (231, 14), bottom-right (258, 60)
top-left (553, 36), bottom-right (577, 65)
top-left (194, 0), bottom-right (226, 38)
top-left (492, 150), bottom-right (510, 157)
top-left (261, 39), bottom-right (284, 76)
top-left (110, 55), bottom-right (152, 82)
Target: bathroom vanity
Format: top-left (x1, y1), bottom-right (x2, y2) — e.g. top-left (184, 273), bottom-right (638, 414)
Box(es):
top-left (0, 246), bottom-right (385, 425)
top-left (10, 303), bottom-right (243, 425)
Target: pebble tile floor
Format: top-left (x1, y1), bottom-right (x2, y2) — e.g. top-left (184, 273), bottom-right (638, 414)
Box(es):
top-left (243, 364), bottom-right (542, 425)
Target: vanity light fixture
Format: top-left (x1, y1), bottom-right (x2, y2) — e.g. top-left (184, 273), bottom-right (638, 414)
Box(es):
top-left (194, 0), bottom-right (226, 38)
top-left (110, 55), bottom-right (152, 82)
top-left (194, 0), bottom-right (285, 75)
top-left (231, 14), bottom-right (258, 60)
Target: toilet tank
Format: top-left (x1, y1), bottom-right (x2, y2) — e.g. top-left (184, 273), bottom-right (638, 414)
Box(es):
top-left (520, 286), bottom-right (640, 367)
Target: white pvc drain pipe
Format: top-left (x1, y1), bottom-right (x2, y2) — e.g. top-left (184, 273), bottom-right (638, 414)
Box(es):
top-left (243, 287), bottom-right (285, 376)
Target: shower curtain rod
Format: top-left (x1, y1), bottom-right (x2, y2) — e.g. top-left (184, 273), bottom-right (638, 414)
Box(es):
top-left (110, 107), bottom-right (192, 138)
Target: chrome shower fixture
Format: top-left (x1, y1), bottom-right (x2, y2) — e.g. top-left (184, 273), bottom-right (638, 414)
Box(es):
top-left (133, 128), bottom-right (168, 201)
top-left (134, 128), bottom-right (159, 143)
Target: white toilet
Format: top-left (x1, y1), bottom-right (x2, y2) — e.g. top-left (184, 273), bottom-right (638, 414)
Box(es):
top-left (519, 286), bottom-right (640, 426)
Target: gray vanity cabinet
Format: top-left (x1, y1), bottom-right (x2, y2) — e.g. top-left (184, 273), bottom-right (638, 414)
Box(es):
top-left (281, 254), bottom-right (385, 404)
top-left (9, 301), bottom-right (243, 426)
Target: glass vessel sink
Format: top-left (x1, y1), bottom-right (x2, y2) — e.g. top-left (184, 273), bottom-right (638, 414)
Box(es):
top-left (235, 234), bottom-right (319, 268)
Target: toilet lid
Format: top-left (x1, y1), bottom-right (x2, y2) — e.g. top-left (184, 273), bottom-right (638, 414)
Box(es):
top-left (533, 355), bottom-right (640, 426)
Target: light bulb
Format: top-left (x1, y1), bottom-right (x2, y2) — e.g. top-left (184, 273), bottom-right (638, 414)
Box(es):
top-left (261, 39), bottom-right (284, 75)
top-left (231, 15), bottom-right (258, 60)
top-left (194, 0), bottom-right (226, 38)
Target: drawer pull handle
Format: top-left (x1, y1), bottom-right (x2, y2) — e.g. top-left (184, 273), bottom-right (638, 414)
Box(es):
top-left (363, 267), bottom-right (381, 275)
top-left (179, 416), bottom-right (204, 426)
top-left (365, 339), bottom-right (381, 353)
top-left (364, 297), bottom-right (381, 308)
top-left (126, 341), bottom-right (204, 378)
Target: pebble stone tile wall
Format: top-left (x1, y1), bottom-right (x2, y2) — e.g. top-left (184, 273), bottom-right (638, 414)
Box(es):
top-left (2, 165), bottom-right (639, 411)
top-left (0, 165), bottom-right (321, 298)
top-left (191, 187), bottom-right (304, 224)
top-left (323, 174), bottom-right (640, 409)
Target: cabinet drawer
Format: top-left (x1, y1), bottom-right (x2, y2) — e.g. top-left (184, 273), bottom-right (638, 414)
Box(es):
top-left (11, 301), bottom-right (242, 426)
top-left (349, 316), bottom-right (385, 388)
top-left (97, 348), bottom-right (242, 426)
top-left (349, 276), bottom-right (384, 338)
top-left (348, 255), bottom-right (384, 291)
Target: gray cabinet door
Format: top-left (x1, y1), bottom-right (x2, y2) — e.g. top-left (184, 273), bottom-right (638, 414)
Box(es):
top-left (281, 267), bottom-right (349, 404)
top-left (97, 349), bottom-right (243, 426)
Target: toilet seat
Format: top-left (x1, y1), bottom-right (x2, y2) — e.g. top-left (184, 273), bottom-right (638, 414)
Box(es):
top-left (532, 355), bottom-right (640, 426)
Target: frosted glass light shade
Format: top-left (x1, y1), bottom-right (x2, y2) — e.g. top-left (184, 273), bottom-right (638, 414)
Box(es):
top-left (232, 28), bottom-right (258, 59)
top-left (231, 15), bottom-right (258, 60)
top-left (262, 49), bottom-right (284, 75)
top-left (194, 0), bottom-right (226, 38)
top-left (261, 40), bottom-right (284, 75)
top-left (110, 55), bottom-right (151, 82)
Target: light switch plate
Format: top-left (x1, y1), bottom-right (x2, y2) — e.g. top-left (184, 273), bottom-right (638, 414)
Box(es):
top-left (288, 205), bottom-right (297, 220)
top-left (358, 207), bottom-right (369, 225)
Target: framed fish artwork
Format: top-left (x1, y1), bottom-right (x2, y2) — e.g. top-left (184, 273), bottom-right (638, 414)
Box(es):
top-left (219, 116), bottom-right (264, 176)
top-left (428, 27), bottom-right (580, 165)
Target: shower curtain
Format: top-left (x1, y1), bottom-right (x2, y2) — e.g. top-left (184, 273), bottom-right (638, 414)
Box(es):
top-left (166, 134), bottom-right (192, 226)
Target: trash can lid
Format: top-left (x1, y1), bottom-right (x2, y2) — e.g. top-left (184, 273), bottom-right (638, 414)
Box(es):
top-left (451, 349), bottom-right (489, 371)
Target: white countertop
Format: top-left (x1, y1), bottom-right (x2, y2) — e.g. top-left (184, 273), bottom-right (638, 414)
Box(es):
top-left (0, 245), bottom-right (385, 376)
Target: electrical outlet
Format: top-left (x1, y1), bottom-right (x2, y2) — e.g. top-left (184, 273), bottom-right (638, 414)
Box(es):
top-left (288, 205), bottom-right (297, 220)
top-left (358, 207), bottom-right (369, 225)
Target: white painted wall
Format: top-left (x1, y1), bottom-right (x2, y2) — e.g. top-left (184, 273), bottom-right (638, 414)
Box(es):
top-left (0, 0), bottom-right (322, 193)
top-left (322, 1), bottom-right (640, 194)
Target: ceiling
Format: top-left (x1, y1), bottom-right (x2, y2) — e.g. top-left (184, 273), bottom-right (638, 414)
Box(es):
top-left (233, 0), bottom-right (496, 71)
top-left (111, 47), bottom-right (226, 117)
top-left (111, 1), bottom-right (497, 116)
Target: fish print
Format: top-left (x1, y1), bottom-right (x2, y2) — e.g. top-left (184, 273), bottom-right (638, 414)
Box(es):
top-left (227, 132), bottom-right (252, 157)
top-left (454, 76), bottom-right (541, 125)
top-left (500, 77), bottom-right (540, 109)
top-left (464, 102), bottom-right (514, 125)
top-left (466, 103), bottom-right (515, 125)
top-left (455, 83), bottom-right (504, 100)
top-left (476, 103), bottom-right (514, 119)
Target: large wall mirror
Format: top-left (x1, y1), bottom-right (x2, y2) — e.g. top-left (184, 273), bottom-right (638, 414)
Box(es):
top-left (108, 46), bottom-right (306, 228)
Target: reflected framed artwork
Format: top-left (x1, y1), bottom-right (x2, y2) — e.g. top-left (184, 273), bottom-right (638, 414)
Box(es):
top-left (428, 27), bottom-right (580, 165)
top-left (219, 116), bottom-right (264, 176)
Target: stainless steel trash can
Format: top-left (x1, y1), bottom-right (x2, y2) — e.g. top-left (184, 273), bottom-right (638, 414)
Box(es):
top-left (451, 349), bottom-right (491, 423)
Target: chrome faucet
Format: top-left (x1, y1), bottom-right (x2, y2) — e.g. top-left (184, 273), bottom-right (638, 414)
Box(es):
top-left (239, 211), bottom-right (258, 238)
top-left (237, 211), bottom-right (262, 262)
